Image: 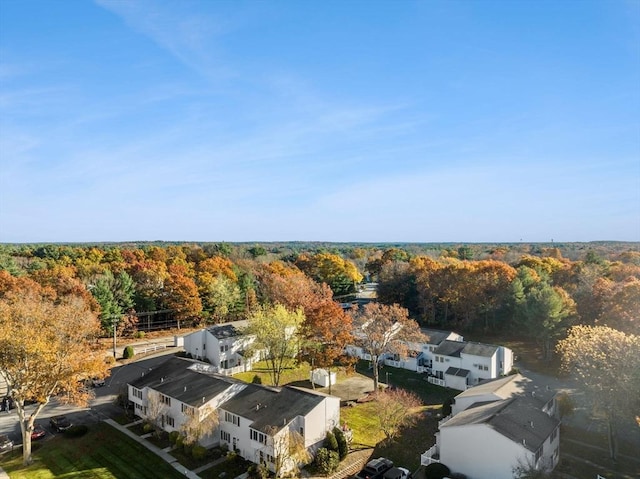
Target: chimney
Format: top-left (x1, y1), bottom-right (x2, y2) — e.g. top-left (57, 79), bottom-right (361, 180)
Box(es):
top-left (202, 397), bottom-right (205, 404)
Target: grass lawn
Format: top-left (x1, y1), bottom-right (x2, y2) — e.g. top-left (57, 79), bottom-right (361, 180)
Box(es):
top-left (233, 359), bottom-right (314, 386)
top-left (1, 422), bottom-right (186, 479)
top-left (354, 361), bottom-right (458, 405)
top-left (341, 402), bottom-right (440, 473)
top-left (198, 455), bottom-right (252, 479)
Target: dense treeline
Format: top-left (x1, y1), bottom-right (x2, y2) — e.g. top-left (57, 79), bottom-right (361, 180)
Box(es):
top-left (0, 242), bottom-right (637, 355)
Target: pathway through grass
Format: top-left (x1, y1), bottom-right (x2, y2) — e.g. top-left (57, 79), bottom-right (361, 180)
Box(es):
top-left (1, 422), bottom-right (186, 479)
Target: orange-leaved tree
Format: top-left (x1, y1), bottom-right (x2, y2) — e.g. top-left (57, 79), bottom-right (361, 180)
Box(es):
top-left (0, 273), bottom-right (108, 465)
top-left (350, 302), bottom-right (425, 391)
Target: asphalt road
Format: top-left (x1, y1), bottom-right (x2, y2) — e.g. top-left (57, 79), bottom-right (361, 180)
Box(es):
top-left (0, 353), bottom-right (175, 448)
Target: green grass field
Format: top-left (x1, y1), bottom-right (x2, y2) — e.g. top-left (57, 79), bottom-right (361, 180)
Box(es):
top-left (1, 422), bottom-right (186, 479)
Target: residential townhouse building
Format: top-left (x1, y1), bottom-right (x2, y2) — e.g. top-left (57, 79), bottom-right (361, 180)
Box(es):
top-left (421, 374), bottom-right (560, 479)
top-left (128, 356), bottom-right (339, 475)
top-left (183, 321), bottom-right (258, 376)
top-left (346, 327), bottom-right (512, 390)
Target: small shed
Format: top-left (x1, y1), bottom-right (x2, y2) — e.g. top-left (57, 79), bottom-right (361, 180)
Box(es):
top-left (311, 368), bottom-right (336, 387)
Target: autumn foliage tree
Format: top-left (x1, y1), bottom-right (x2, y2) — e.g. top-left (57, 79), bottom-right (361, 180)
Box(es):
top-left (557, 325), bottom-right (640, 460)
top-left (350, 303), bottom-right (425, 390)
top-left (373, 387), bottom-right (422, 440)
top-left (0, 277), bottom-right (108, 465)
top-left (295, 252), bottom-right (363, 296)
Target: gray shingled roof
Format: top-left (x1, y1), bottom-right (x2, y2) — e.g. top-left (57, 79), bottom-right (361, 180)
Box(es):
top-left (207, 320), bottom-right (249, 339)
top-left (457, 374), bottom-right (556, 408)
top-left (221, 385), bottom-right (327, 434)
top-left (421, 329), bottom-right (454, 346)
top-left (461, 342), bottom-right (499, 357)
top-left (445, 367), bottom-right (470, 377)
top-left (442, 397), bottom-right (559, 452)
top-left (129, 357), bottom-right (239, 407)
top-left (433, 340), bottom-right (466, 357)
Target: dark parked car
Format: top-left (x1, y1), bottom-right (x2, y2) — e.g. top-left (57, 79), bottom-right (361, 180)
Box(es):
top-left (355, 458), bottom-right (394, 479)
top-left (0, 434), bottom-right (13, 453)
top-left (50, 415), bottom-right (72, 432)
top-left (31, 424), bottom-right (46, 440)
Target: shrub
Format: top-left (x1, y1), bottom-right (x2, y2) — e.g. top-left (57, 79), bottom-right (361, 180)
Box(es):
top-left (192, 444), bottom-right (207, 460)
top-left (333, 427), bottom-right (348, 460)
top-left (251, 374), bottom-right (262, 384)
top-left (105, 355), bottom-right (116, 366)
top-left (169, 431), bottom-right (180, 444)
top-left (183, 442), bottom-right (193, 456)
top-left (64, 425), bottom-right (88, 438)
top-left (220, 443), bottom-right (229, 454)
top-left (424, 463), bottom-right (451, 479)
top-left (248, 463), bottom-right (270, 479)
top-left (314, 447), bottom-right (339, 475)
top-left (142, 422), bottom-right (154, 433)
top-left (442, 397), bottom-right (453, 417)
top-left (135, 331), bottom-right (145, 339)
top-left (123, 346), bottom-right (135, 359)
top-left (324, 431), bottom-right (338, 451)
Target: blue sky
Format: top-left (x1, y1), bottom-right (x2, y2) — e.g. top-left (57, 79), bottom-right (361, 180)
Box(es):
top-left (1, 0), bottom-right (638, 243)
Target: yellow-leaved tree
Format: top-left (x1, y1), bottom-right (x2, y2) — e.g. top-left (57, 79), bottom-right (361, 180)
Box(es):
top-left (0, 275), bottom-right (108, 465)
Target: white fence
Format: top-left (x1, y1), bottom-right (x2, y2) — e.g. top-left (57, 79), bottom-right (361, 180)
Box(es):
top-left (420, 445), bottom-right (440, 466)
top-left (427, 377), bottom-right (446, 387)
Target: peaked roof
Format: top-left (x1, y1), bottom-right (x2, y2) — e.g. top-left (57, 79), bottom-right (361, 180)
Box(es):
top-left (221, 384), bottom-right (328, 434)
top-left (442, 397), bottom-right (559, 452)
top-left (421, 328), bottom-right (456, 346)
top-left (129, 357), bottom-right (239, 407)
top-left (455, 373), bottom-right (556, 407)
top-left (461, 341), bottom-right (499, 357)
top-left (129, 355), bottom-right (336, 436)
top-left (207, 320), bottom-right (249, 340)
top-left (433, 340), bottom-right (466, 357)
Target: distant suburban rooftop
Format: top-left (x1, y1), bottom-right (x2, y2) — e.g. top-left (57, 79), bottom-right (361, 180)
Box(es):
top-left (207, 320), bottom-right (249, 339)
top-left (442, 397), bottom-right (559, 452)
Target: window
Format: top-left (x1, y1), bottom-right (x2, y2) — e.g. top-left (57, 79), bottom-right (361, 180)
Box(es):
top-left (164, 415), bottom-right (175, 427)
top-left (220, 344), bottom-right (229, 353)
top-left (132, 388), bottom-right (143, 399)
top-left (299, 427), bottom-right (304, 436)
top-left (224, 411), bottom-right (240, 426)
top-left (550, 426), bottom-right (558, 443)
top-left (182, 404), bottom-right (195, 416)
top-left (483, 365), bottom-right (488, 371)
top-left (250, 429), bottom-right (267, 444)
top-left (534, 446), bottom-right (542, 464)
top-left (221, 430), bottom-right (230, 442)
top-left (159, 394), bottom-right (171, 406)
top-left (267, 454), bottom-right (275, 464)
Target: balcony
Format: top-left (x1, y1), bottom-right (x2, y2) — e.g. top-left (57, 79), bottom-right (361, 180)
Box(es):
top-left (420, 445), bottom-right (440, 466)
top-left (427, 376), bottom-right (446, 387)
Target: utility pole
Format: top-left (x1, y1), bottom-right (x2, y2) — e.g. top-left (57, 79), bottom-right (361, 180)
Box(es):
top-left (111, 315), bottom-right (120, 359)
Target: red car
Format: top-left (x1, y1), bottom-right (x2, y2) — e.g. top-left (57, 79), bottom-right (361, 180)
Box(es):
top-left (31, 424), bottom-right (46, 440)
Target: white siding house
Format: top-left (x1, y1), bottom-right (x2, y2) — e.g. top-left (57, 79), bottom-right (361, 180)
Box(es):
top-left (421, 374), bottom-right (560, 479)
top-left (183, 321), bottom-right (258, 376)
top-left (346, 327), bottom-right (512, 391)
top-left (128, 356), bottom-right (340, 476)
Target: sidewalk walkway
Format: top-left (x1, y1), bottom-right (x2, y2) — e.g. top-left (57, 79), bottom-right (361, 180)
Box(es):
top-left (104, 419), bottom-right (200, 479)
top-left (0, 465), bottom-right (8, 479)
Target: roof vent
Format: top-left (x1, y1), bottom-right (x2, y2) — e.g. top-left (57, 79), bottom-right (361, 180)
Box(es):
top-left (184, 386), bottom-right (187, 392)
top-left (161, 377), bottom-right (164, 383)
top-left (202, 397), bottom-right (205, 404)
top-left (522, 439), bottom-right (526, 446)
top-left (530, 421), bottom-right (534, 428)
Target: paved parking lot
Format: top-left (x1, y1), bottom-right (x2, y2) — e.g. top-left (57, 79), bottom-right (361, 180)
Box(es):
top-left (0, 353), bottom-right (175, 448)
